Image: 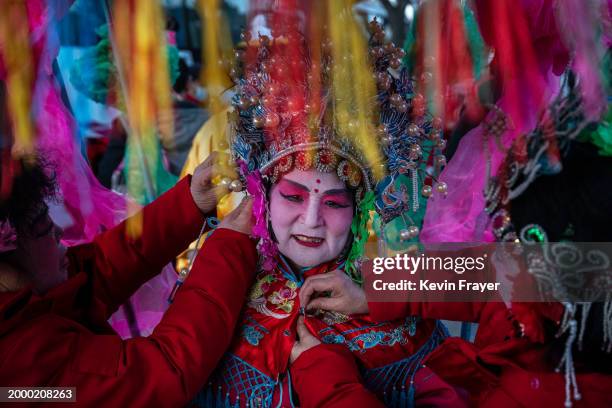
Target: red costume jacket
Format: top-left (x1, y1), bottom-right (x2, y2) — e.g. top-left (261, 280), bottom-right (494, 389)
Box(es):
top-left (290, 344), bottom-right (385, 408)
top-left (290, 300), bottom-right (612, 407)
top-left (290, 343), bottom-right (461, 408)
top-left (194, 256), bottom-right (463, 407)
top-left (369, 301), bottom-right (612, 407)
top-left (0, 178), bottom-right (258, 407)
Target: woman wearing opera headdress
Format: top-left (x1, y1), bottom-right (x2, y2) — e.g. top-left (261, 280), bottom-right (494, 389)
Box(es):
top-left (194, 23), bottom-right (460, 407)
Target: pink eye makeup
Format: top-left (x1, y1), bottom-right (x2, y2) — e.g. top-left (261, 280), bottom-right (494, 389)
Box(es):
top-left (321, 192), bottom-right (352, 209)
top-left (277, 179), bottom-right (352, 209)
top-left (278, 181), bottom-right (308, 203)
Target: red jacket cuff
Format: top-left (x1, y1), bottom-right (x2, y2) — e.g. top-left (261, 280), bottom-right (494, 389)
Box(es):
top-left (290, 344), bottom-right (384, 408)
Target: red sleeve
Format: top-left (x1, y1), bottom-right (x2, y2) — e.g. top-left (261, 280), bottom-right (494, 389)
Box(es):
top-left (290, 344), bottom-right (385, 408)
top-left (60, 228), bottom-right (258, 406)
top-left (367, 245), bottom-right (494, 323)
top-left (67, 176), bottom-right (206, 316)
top-left (368, 301), bottom-right (485, 323)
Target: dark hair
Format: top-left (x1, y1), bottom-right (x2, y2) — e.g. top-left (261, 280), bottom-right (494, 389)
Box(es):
top-left (510, 141), bottom-right (612, 242)
top-left (0, 153), bottom-right (57, 236)
top-left (173, 58), bottom-right (190, 94)
top-left (1, 79), bottom-right (57, 235)
top-left (166, 16), bottom-right (179, 32)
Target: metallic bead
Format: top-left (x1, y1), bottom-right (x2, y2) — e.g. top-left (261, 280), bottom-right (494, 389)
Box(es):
top-left (431, 117), bottom-right (443, 130)
top-left (264, 113), bottom-right (280, 128)
top-left (389, 93), bottom-right (403, 106)
top-left (219, 177), bottom-right (232, 188)
top-left (381, 135), bottom-right (391, 146)
top-left (370, 46), bottom-right (384, 58)
top-left (436, 182), bottom-right (448, 194)
top-left (407, 123), bottom-right (420, 137)
top-left (266, 83), bottom-right (279, 95)
top-left (389, 58), bottom-right (401, 69)
top-left (253, 115), bottom-right (265, 128)
top-left (262, 95), bottom-right (274, 106)
top-left (236, 96), bottom-right (249, 109)
top-left (377, 72), bottom-right (391, 90)
top-left (400, 229), bottom-right (411, 241)
top-left (409, 144), bottom-right (422, 157)
top-left (380, 76), bottom-right (392, 90)
top-left (436, 139), bottom-right (447, 150)
top-left (434, 155), bottom-right (447, 166)
top-left (421, 185), bottom-right (433, 198)
top-left (347, 120), bottom-right (358, 130)
top-left (408, 225), bottom-right (419, 238)
top-left (412, 93), bottom-right (425, 106)
top-left (397, 101), bottom-right (409, 113)
top-left (229, 179), bottom-right (244, 192)
top-left (377, 124), bottom-right (388, 137)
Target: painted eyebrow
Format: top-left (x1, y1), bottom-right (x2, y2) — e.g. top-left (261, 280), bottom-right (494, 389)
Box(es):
top-left (281, 178), bottom-right (349, 195)
top-left (322, 189), bottom-right (351, 196)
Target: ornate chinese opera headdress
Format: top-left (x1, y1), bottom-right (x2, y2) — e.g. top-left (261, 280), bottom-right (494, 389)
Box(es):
top-left (484, 70), bottom-right (612, 408)
top-left (230, 20), bottom-right (448, 278)
top-left (484, 72), bottom-right (607, 244)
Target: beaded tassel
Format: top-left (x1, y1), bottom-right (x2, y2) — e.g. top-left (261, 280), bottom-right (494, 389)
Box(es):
top-left (555, 303), bottom-right (582, 408)
top-left (410, 169), bottom-right (419, 212)
top-left (168, 220), bottom-right (209, 303)
top-left (603, 295), bottom-right (612, 352)
top-left (577, 302), bottom-right (591, 351)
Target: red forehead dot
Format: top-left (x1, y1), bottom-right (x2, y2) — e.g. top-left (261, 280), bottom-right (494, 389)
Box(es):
top-left (314, 188), bottom-right (319, 193)
top-left (316, 179), bottom-right (321, 183)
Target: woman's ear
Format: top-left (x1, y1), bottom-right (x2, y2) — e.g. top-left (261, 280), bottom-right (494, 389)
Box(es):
top-left (0, 261), bottom-right (29, 292)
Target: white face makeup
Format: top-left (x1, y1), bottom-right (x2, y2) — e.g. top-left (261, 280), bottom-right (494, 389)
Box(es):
top-left (269, 169), bottom-right (354, 269)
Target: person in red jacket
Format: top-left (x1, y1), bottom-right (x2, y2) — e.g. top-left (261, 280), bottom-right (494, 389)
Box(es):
top-left (298, 271), bottom-right (612, 407)
top-left (0, 151), bottom-right (258, 407)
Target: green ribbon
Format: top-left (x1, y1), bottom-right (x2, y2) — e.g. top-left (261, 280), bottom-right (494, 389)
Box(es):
top-left (345, 190), bottom-right (375, 284)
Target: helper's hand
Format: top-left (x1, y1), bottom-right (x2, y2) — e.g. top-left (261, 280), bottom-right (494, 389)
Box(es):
top-left (218, 197), bottom-right (254, 235)
top-left (190, 151), bottom-right (237, 214)
top-left (299, 269), bottom-right (369, 315)
top-left (290, 316), bottom-right (321, 363)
